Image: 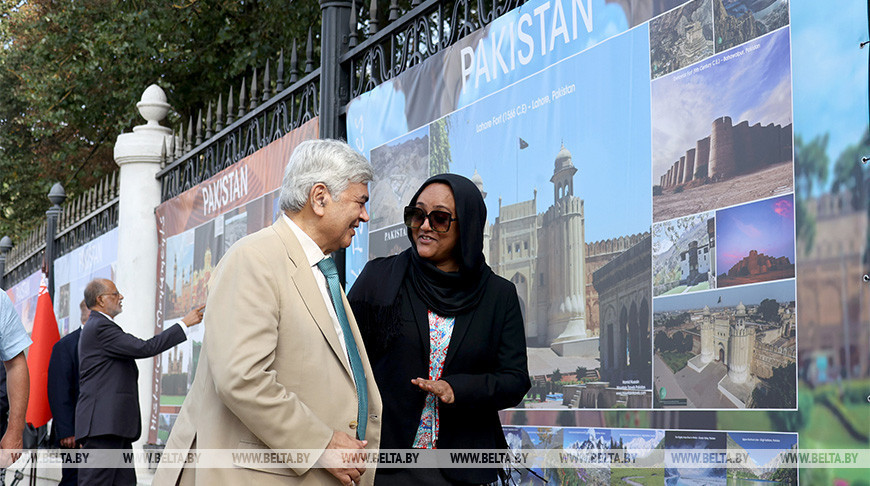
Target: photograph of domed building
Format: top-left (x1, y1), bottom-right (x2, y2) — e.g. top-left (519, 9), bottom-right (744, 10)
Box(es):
top-left (461, 144), bottom-right (654, 409)
top-left (653, 279), bottom-right (796, 409)
top-left (486, 144), bottom-right (591, 350)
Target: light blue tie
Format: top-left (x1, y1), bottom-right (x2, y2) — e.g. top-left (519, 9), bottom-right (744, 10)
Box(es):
top-left (316, 257), bottom-right (368, 440)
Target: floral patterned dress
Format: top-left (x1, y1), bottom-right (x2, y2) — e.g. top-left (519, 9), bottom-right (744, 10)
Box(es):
top-left (412, 310), bottom-right (455, 449)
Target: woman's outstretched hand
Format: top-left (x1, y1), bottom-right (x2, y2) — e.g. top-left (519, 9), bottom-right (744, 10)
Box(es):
top-left (411, 378), bottom-right (455, 404)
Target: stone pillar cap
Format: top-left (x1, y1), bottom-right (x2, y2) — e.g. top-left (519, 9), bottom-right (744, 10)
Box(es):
top-left (136, 84), bottom-right (170, 126)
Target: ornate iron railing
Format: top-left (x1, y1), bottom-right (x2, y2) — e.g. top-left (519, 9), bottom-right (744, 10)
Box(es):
top-left (343, 0), bottom-right (530, 101)
top-left (2, 173), bottom-right (119, 288)
top-left (55, 173), bottom-right (120, 258)
top-left (156, 0), bottom-right (532, 202)
top-left (3, 223), bottom-right (46, 288)
top-left (157, 38), bottom-right (321, 201)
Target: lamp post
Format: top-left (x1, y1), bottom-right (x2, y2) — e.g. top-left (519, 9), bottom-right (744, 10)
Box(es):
top-left (46, 183), bottom-right (67, 300)
top-left (0, 235), bottom-right (12, 289)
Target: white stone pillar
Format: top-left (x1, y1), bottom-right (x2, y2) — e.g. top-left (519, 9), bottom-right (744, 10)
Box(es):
top-left (113, 85), bottom-right (172, 455)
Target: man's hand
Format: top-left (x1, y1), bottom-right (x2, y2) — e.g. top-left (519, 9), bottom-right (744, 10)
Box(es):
top-left (411, 378), bottom-right (455, 404)
top-left (0, 429), bottom-right (22, 467)
top-left (1, 352), bottom-right (28, 467)
top-left (59, 436), bottom-right (77, 448)
top-left (181, 304), bottom-right (206, 327)
top-left (317, 431), bottom-right (368, 486)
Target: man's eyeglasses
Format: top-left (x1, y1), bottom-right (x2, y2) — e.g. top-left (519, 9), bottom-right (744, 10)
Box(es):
top-left (100, 292), bottom-right (121, 298)
top-left (404, 206), bottom-right (457, 233)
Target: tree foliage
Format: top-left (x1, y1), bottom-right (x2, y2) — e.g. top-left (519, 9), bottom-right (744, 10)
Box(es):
top-left (793, 134), bottom-right (829, 254)
top-left (830, 127), bottom-right (870, 267)
top-left (751, 362), bottom-right (797, 409)
top-left (0, 0), bottom-right (320, 238)
top-left (831, 127), bottom-right (870, 211)
top-left (756, 298), bottom-right (781, 323)
top-left (429, 117), bottom-right (452, 175)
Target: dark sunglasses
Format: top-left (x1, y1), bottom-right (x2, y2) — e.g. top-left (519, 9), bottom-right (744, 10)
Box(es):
top-left (403, 206), bottom-right (457, 233)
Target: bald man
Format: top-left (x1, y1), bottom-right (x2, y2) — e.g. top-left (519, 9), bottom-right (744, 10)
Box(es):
top-left (75, 279), bottom-right (203, 485)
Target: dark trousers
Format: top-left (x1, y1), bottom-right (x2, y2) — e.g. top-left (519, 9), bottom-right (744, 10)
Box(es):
top-left (58, 459), bottom-right (78, 486)
top-left (375, 468), bottom-right (486, 486)
top-left (78, 435), bottom-right (136, 486)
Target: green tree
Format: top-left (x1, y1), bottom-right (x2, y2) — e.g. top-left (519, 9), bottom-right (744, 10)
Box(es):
top-left (793, 134), bottom-right (829, 254)
top-left (757, 298), bottom-right (781, 323)
top-left (682, 332), bottom-right (693, 353)
top-left (831, 127), bottom-right (870, 267)
top-left (429, 117), bottom-right (452, 175)
top-left (831, 127), bottom-right (870, 211)
top-left (672, 331), bottom-right (685, 352)
top-left (654, 330), bottom-right (669, 352)
top-left (753, 363), bottom-right (797, 409)
top-left (0, 0), bottom-right (321, 238)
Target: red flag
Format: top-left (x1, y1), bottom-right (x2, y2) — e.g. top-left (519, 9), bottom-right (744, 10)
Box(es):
top-left (26, 276), bottom-right (60, 428)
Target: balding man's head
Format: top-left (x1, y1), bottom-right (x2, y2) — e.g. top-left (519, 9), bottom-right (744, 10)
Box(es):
top-left (83, 278), bottom-right (124, 318)
top-left (83, 279), bottom-right (109, 309)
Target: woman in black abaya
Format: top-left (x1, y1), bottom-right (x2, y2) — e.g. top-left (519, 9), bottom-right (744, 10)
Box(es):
top-left (348, 173), bottom-right (530, 485)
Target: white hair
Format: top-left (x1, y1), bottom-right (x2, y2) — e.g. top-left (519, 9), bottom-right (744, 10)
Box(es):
top-left (279, 139), bottom-right (374, 212)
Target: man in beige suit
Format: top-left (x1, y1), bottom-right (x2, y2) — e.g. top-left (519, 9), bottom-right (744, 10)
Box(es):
top-left (154, 139), bottom-right (382, 486)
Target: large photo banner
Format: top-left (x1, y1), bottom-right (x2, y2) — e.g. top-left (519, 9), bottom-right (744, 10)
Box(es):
top-left (347, 0), bottom-right (797, 412)
top-left (349, 0), bottom-right (869, 482)
top-left (53, 228), bottom-right (119, 336)
top-left (3, 228), bottom-right (118, 336)
top-left (500, 426), bottom-right (797, 485)
top-left (4, 271), bottom-right (43, 333)
top-left (149, 119), bottom-right (318, 443)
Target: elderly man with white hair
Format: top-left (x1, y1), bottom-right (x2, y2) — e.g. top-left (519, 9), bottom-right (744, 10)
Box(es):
top-left (155, 139), bottom-right (383, 486)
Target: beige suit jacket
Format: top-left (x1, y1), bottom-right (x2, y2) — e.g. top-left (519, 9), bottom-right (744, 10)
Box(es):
top-left (153, 221), bottom-right (382, 485)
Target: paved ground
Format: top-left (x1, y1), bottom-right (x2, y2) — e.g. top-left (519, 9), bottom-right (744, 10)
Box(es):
top-left (672, 358), bottom-right (737, 409)
top-left (654, 354), bottom-right (737, 409)
top-left (9, 461), bottom-right (155, 485)
top-left (653, 354), bottom-right (692, 407)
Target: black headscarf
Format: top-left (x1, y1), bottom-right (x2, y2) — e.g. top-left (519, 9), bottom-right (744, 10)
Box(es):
top-left (348, 174), bottom-right (493, 358)
top-left (405, 173), bottom-right (492, 315)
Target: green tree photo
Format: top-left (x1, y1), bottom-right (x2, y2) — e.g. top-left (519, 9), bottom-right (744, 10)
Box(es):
top-left (429, 117), bottom-right (452, 175)
top-left (793, 133), bottom-right (829, 254)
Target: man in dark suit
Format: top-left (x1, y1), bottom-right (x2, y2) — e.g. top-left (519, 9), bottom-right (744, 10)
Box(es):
top-left (46, 300), bottom-right (89, 486)
top-left (76, 278), bottom-right (203, 485)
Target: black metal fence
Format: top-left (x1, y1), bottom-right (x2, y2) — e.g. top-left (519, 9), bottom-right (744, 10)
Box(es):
top-left (158, 0), bottom-right (531, 199)
top-left (1, 0), bottom-right (528, 289)
top-left (1, 175), bottom-right (119, 295)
